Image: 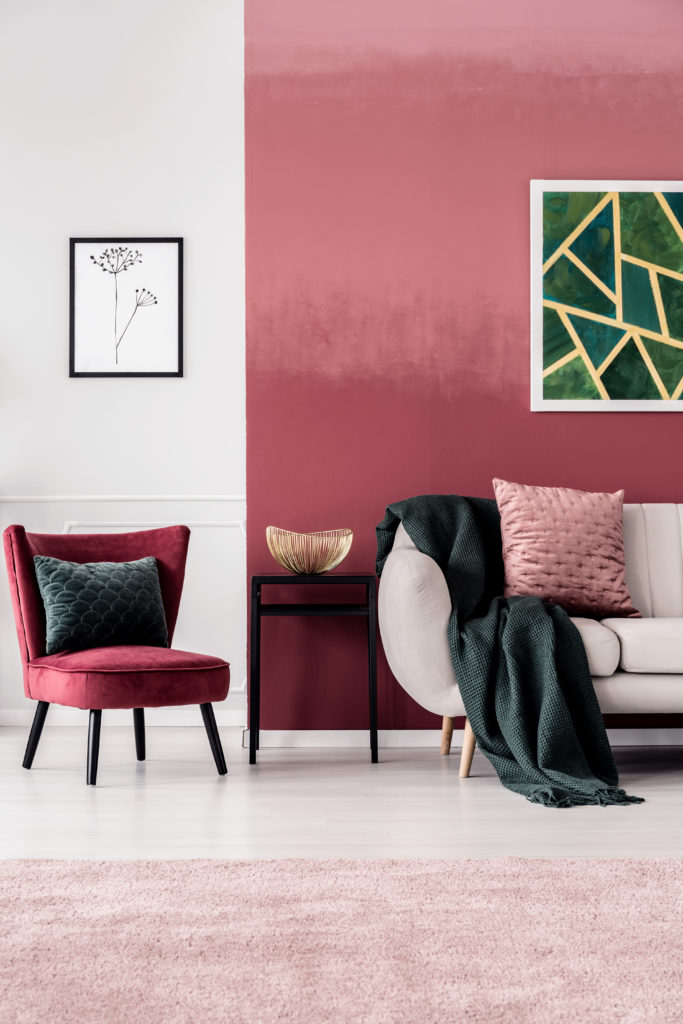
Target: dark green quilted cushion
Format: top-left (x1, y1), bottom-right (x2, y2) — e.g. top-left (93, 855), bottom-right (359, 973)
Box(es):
top-left (34, 555), bottom-right (169, 655)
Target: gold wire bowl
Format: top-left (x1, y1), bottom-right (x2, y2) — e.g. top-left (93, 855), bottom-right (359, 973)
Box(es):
top-left (266, 526), bottom-right (353, 575)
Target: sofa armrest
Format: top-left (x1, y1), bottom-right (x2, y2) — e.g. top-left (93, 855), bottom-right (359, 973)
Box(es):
top-left (378, 528), bottom-right (464, 717)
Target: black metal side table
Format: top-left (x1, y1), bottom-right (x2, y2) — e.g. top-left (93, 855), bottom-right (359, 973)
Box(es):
top-left (249, 574), bottom-right (378, 765)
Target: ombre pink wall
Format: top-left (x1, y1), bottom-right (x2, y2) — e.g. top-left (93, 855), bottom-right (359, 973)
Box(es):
top-left (246, 0), bottom-right (683, 730)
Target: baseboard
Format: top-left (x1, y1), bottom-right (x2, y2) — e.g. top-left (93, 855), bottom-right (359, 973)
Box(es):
top-left (243, 728), bottom-right (683, 748)
top-left (0, 707), bottom-right (247, 728)
top-left (243, 729), bottom-right (448, 748)
top-left (3, 717), bottom-right (680, 745)
top-left (605, 728), bottom-right (683, 745)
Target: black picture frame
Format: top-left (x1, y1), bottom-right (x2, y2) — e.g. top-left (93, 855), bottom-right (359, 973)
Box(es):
top-left (69, 237), bottom-right (183, 378)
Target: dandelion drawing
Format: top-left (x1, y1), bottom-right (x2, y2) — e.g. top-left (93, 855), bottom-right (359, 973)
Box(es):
top-left (89, 246), bottom-right (158, 364)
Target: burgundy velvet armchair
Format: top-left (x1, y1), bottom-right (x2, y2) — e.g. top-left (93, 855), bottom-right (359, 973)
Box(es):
top-left (3, 524), bottom-right (230, 785)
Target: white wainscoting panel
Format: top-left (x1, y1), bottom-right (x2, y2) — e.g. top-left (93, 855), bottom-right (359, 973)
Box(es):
top-left (0, 497), bottom-right (246, 726)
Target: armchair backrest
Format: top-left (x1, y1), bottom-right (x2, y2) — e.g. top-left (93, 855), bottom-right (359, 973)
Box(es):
top-left (3, 525), bottom-right (191, 684)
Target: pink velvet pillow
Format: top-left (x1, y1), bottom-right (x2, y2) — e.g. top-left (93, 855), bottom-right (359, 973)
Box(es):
top-left (492, 478), bottom-right (640, 618)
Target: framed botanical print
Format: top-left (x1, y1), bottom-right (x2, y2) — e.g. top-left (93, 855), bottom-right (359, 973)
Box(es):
top-left (531, 182), bottom-right (683, 410)
top-left (69, 237), bottom-right (183, 377)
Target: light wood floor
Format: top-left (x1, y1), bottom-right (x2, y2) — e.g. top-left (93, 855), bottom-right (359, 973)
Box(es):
top-left (0, 727), bottom-right (680, 858)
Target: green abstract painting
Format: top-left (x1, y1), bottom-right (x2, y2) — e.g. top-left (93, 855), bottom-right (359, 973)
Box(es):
top-left (531, 181), bottom-right (683, 410)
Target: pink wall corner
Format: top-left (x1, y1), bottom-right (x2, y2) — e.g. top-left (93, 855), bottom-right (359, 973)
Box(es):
top-left (246, 1), bottom-right (683, 730)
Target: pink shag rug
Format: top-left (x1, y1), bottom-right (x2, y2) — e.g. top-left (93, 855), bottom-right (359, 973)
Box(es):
top-left (0, 859), bottom-right (681, 1024)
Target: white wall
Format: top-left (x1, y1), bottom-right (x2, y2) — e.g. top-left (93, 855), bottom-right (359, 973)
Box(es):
top-left (0, 1), bottom-right (246, 720)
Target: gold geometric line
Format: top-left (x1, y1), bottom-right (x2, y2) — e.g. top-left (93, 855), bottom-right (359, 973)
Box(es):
top-left (621, 253), bottom-right (683, 285)
top-left (596, 331), bottom-right (631, 376)
top-left (564, 247), bottom-right (617, 303)
top-left (654, 191), bottom-right (683, 247)
top-left (649, 267), bottom-right (669, 337)
top-left (542, 193), bottom-right (613, 275)
top-left (671, 375), bottom-right (683, 401)
top-left (633, 332), bottom-right (670, 399)
top-left (612, 192), bottom-right (623, 322)
top-left (542, 299), bottom-right (683, 351)
top-left (558, 309), bottom-right (610, 399)
top-left (542, 348), bottom-right (580, 378)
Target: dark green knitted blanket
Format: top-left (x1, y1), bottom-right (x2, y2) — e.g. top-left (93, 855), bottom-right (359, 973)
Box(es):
top-left (376, 495), bottom-right (643, 808)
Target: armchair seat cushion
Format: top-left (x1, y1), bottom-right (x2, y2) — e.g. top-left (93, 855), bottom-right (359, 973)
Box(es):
top-left (600, 617), bottom-right (683, 673)
top-left (27, 646), bottom-right (230, 710)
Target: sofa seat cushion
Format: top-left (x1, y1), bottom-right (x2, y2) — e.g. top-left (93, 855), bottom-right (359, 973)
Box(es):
top-left (592, 671), bottom-right (683, 713)
top-left (600, 617), bottom-right (683, 673)
top-left (27, 646), bottom-right (230, 710)
top-left (570, 617), bottom-right (620, 677)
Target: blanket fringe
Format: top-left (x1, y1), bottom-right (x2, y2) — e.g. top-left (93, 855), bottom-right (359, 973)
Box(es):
top-left (595, 788), bottom-right (645, 806)
top-left (525, 787), bottom-right (645, 808)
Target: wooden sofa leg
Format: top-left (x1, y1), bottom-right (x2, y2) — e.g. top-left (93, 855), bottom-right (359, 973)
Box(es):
top-left (440, 716), bottom-right (454, 755)
top-left (459, 719), bottom-right (476, 778)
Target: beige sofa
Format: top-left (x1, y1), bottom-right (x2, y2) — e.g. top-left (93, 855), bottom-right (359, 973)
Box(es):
top-left (378, 502), bottom-right (683, 774)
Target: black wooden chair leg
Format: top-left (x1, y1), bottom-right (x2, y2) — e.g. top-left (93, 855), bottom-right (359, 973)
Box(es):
top-left (87, 709), bottom-right (102, 786)
top-left (133, 708), bottom-right (146, 761)
top-left (200, 703), bottom-right (227, 775)
top-left (22, 700), bottom-right (50, 769)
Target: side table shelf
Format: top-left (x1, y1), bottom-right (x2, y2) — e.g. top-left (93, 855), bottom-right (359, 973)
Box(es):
top-left (249, 574), bottom-right (378, 765)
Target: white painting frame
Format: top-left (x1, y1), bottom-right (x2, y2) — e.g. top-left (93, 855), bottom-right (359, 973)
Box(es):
top-left (70, 237), bottom-right (183, 377)
top-left (531, 180), bottom-right (683, 411)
